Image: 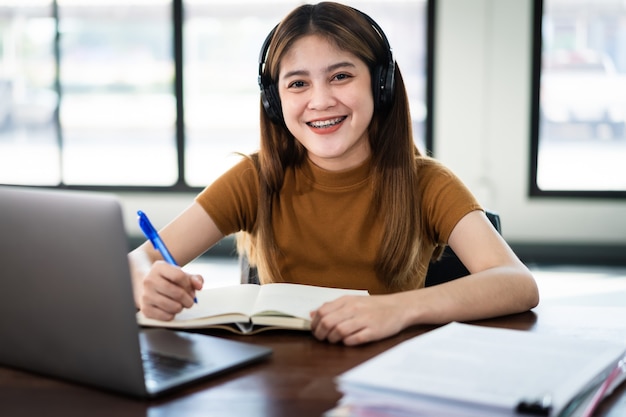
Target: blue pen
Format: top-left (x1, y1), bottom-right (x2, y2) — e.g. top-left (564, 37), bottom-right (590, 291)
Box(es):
top-left (137, 210), bottom-right (197, 304)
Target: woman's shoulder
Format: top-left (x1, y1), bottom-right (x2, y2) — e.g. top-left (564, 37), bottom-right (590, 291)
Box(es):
top-left (233, 152), bottom-right (259, 172)
top-left (414, 155), bottom-right (457, 181)
top-left (197, 154), bottom-right (259, 200)
top-left (213, 153), bottom-right (260, 183)
top-left (413, 154), bottom-right (478, 206)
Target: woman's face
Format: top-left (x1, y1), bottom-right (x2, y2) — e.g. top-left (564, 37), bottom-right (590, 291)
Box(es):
top-left (277, 34), bottom-right (374, 172)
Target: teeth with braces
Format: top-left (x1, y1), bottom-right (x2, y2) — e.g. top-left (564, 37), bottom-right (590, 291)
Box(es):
top-left (307, 117), bottom-right (345, 128)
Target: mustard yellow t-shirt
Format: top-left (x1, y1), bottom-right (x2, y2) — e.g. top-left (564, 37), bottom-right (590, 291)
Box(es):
top-left (196, 156), bottom-right (481, 294)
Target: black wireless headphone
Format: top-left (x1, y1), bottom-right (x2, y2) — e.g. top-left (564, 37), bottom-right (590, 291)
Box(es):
top-left (257, 8), bottom-right (396, 124)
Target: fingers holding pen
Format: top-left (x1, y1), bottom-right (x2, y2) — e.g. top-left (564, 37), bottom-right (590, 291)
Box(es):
top-left (140, 261), bottom-right (204, 321)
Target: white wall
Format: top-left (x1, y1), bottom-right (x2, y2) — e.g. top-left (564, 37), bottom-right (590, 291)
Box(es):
top-left (120, 0), bottom-right (626, 246)
top-left (434, 0), bottom-right (626, 244)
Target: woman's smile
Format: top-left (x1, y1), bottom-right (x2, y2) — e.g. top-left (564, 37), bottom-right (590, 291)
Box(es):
top-left (306, 116), bottom-right (347, 131)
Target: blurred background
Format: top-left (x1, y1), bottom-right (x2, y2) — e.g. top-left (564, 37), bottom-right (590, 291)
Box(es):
top-left (0, 0), bottom-right (624, 265)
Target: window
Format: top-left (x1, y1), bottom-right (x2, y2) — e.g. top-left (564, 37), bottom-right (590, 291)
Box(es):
top-left (59, 0), bottom-right (176, 186)
top-left (0, 0), bottom-right (430, 190)
top-left (531, 0), bottom-right (626, 197)
top-left (0, 0), bottom-right (57, 185)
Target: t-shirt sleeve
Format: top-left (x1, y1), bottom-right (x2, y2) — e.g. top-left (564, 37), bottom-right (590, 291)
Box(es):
top-left (418, 158), bottom-right (483, 246)
top-left (194, 156), bottom-right (259, 236)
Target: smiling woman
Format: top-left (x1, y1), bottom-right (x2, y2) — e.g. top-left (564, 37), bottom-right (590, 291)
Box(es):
top-left (129, 2), bottom-right (538, 347)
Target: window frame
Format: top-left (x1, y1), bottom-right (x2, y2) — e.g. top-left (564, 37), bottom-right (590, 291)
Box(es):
top-left (3, 0), bottom-right (433, 193)
top-left (529, 0), bottom-right (626, 199)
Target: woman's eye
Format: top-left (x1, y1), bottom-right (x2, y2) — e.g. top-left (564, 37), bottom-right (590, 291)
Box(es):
top-left (333, 73), bottom-right (351, 81)
top-left (288, 80), bottom-right (306, 88)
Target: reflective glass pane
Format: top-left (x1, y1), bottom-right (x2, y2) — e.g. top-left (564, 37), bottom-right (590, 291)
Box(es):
top-left (183, 0), bottom-right (428, 187)
top-left (538, 0), bottom-right (626, 192)
top-left (0, 0), bottom-right (59, 186)
top-left (1, 1), bottom-right (427, 188)
top-left (58, 0), bottom-right (175, 186)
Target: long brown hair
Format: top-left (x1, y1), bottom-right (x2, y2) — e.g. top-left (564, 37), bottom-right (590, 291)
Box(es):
top-left (243, 2), bottom-right (423, 291)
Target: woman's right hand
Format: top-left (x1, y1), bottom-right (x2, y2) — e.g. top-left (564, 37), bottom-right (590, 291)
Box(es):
top-left (127, 202), bottom-right (222, 319)
top-left (138, 260), bottom-right (204, 321)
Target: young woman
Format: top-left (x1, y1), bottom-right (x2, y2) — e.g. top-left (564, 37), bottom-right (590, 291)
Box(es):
top-left (129, 2), bottom-right (539, 346)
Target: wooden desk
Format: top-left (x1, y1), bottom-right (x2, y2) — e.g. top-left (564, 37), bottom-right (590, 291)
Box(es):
top-left (1, 303), bottom-right (625, 416)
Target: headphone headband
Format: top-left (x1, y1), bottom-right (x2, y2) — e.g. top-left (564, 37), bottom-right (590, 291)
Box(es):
top-left (258, 7), bottom-right (396, 124)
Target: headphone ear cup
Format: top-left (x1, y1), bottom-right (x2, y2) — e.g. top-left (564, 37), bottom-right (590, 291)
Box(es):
top-left (373, 61), bottom-right (395, 110)
top-left (261, 83), bottom-right (283, 124)
top-left (383, 60), bottom-right (395, 108)
top-left (372, 65), bottom-right (384, 109)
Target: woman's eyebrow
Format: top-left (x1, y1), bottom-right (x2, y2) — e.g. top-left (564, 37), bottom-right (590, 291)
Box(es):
top-left (281, 61), bottom-right (357, 80)
top-left (326, 61), bottom-right (357, 73)
top-left (282, 69), bottom-right (308, 79)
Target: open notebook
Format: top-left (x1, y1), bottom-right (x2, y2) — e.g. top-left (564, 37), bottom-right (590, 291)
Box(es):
top-left (0, 186), bottom-right (271, 398)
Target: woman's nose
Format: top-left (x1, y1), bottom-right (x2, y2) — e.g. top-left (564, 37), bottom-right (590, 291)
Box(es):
top-left (307, 84), bottom-right (337, 110)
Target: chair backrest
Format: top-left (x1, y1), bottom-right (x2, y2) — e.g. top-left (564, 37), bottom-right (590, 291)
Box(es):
top-left (239, 210), bottom-right (502, 288)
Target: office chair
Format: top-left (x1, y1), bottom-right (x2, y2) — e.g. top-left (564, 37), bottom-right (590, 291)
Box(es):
top-left (239, 210), bottom-right (502, 288)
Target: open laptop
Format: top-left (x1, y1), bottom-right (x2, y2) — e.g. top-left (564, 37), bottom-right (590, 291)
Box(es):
top-left (0, 185), bottom-right (271, 398)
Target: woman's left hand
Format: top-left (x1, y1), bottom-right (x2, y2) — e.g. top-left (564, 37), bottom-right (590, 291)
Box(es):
top-left (309, 294), bottom-right (409, 346)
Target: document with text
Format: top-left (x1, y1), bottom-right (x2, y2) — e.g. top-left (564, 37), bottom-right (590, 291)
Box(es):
top-left (334, 322), bottom-right (626, 417)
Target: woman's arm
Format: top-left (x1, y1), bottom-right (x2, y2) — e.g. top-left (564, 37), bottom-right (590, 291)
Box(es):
top-left (310, 210), bottom-right (539, 345)
top-left (405, 209), bottom-right (539, 323)
top-left (128, 202), bottom-right (225, 319)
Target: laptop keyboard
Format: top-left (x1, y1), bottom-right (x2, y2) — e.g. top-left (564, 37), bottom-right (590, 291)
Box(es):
top-left (142, 350), bottom-right (206, 383)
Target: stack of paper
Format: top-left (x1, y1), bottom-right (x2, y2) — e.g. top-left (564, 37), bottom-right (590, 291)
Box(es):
top-left (330, 322), bottom-right (626, 417)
